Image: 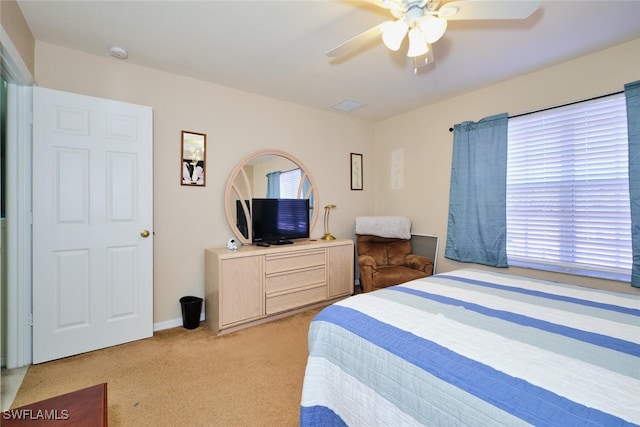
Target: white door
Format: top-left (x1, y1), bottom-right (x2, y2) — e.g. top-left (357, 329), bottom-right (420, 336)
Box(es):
top-left (32, 87), bottom-right (153, 364)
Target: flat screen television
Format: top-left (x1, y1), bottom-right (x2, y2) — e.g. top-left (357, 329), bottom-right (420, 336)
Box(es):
top-left (251, 198), bottom-right (310, 244)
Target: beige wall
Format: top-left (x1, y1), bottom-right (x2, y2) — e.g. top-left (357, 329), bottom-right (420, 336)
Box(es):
top-left (0, 0), bottom-right (35, 77)
top-left (32, 37), bottom-right (640, 325)
top-left (374, 38), bottom-right (640, 295)
top-left (34, 42), bottom-right (376, 323)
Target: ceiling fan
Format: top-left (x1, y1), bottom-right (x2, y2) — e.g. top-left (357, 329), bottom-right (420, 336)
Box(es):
top-left (326, 0), bottom-right (540, 73)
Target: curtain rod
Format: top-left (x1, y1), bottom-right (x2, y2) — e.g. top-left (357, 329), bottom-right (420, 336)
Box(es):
top-left (448, 90), bottom-right (625, 132)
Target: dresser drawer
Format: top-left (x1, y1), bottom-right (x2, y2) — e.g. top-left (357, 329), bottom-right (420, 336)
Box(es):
top-left (265, 266), bottom-right (325, 293)
top-left (265, 249), bottom-right (325, 274)
top-left (266, 284), bottom-right (326, 315)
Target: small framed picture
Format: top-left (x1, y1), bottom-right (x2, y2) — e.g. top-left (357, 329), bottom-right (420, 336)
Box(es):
top-left (181, 131), bottom-right (206, 186)
top-left (350, 153), bottom-right (363, 191)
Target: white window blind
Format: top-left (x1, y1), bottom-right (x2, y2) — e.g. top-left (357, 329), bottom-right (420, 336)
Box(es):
top-left (279, 168), bottom-right (302, 198)
top-left (506, 94), bottom-right (632, 281)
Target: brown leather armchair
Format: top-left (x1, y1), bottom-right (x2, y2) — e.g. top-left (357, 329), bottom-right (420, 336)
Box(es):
top-left (357, 234), bottom-right (434, 293)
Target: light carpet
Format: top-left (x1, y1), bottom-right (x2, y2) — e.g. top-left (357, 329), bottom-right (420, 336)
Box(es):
top-left (11, 309), bottom-right (320, 426)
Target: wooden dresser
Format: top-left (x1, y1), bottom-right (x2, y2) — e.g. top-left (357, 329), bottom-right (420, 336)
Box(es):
top-left (205, 238), bottom-right (353, 335)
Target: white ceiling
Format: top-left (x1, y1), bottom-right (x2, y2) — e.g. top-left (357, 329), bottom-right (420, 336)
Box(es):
top-left (16, 0), bottom-right (640, 121)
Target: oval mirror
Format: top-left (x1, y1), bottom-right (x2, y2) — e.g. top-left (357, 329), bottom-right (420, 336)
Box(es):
top-left (224, 149), bottom-right (319, 245)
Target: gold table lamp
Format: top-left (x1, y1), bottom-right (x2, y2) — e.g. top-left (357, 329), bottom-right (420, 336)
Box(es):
top-left (322, 204), bottom-right (336, 240)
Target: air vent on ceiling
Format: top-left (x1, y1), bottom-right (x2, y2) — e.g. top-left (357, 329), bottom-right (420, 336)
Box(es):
top-left (330, 98), bottom-right (365, 113)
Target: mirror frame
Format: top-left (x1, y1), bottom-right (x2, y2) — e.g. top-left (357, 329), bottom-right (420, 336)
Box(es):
top-left (224, 149), bottom-right (319, 245)
top-left (181, 130), bottom-right (206, 186)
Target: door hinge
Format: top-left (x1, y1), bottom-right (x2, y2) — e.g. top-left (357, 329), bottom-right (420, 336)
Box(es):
top-left (26, 312), bottom-right (33, 327)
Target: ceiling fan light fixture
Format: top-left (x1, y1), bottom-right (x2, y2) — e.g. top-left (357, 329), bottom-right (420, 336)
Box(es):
top-left (419, 15), bottom-right (447, 43)
top-left (325, 0), bottom-right (540, 73)
top-left (381, 19), bottom-right (408, 51)
top-left (407, 27), bottom-right (429, 57)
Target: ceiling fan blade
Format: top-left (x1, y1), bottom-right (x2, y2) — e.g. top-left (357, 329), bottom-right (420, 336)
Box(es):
top-left (442, 0), bottom-right (539, 20)
top-left (325, 23), bottom-right (385, 58)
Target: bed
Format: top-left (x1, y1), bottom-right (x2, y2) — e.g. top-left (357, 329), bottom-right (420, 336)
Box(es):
top-left (300, 268), bottom-right (640, 426)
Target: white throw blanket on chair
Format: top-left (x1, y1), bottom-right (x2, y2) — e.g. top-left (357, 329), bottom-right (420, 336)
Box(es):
top-left (355, 216), bottom-right (412, 239)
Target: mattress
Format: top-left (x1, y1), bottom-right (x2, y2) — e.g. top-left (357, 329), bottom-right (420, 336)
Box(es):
top-left (299, 269), bottom-right (640, 426)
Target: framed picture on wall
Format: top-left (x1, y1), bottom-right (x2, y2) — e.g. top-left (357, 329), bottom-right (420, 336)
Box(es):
top-left (351, 153), bottom-right (363, 191)
top-left (181, 131), bottom-right (206, 186)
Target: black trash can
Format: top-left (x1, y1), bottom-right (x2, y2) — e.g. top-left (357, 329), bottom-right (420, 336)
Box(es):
top-left (179, 296), bottom-right (203, 329)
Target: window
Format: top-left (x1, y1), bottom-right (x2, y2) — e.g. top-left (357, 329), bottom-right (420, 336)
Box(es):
top-left (506, 94), bottom-right (631, 281)
top-left (279, 168), bottom-right (303, 199)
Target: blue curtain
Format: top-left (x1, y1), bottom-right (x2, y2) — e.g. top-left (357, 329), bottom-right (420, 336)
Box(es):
top-left (625, 80), bottom-right (640, 287)
top-left (266, 171), bottom-right (280, 198)
top-left (445, 113), bottom-right (509, 267)
top-left (303, 176), bottom-right (314, 219)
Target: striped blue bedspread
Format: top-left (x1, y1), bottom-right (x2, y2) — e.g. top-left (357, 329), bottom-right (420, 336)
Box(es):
top-left (300, 269), bottom-right (640, 426)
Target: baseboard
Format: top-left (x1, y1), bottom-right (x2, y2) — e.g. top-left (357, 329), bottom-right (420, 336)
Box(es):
top-left (153, 312), bottom-right (205, 332)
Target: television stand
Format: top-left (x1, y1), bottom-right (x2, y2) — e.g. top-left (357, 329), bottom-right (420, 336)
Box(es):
top-left (205, 239), bottom-right (354, 335)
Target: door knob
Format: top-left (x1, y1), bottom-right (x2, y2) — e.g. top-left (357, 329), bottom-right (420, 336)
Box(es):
top-left (140, 230), bottom-right (150, 238)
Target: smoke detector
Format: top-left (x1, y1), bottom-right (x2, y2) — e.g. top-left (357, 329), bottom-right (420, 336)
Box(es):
top-left (109, 46), bottom-right (128, 59)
